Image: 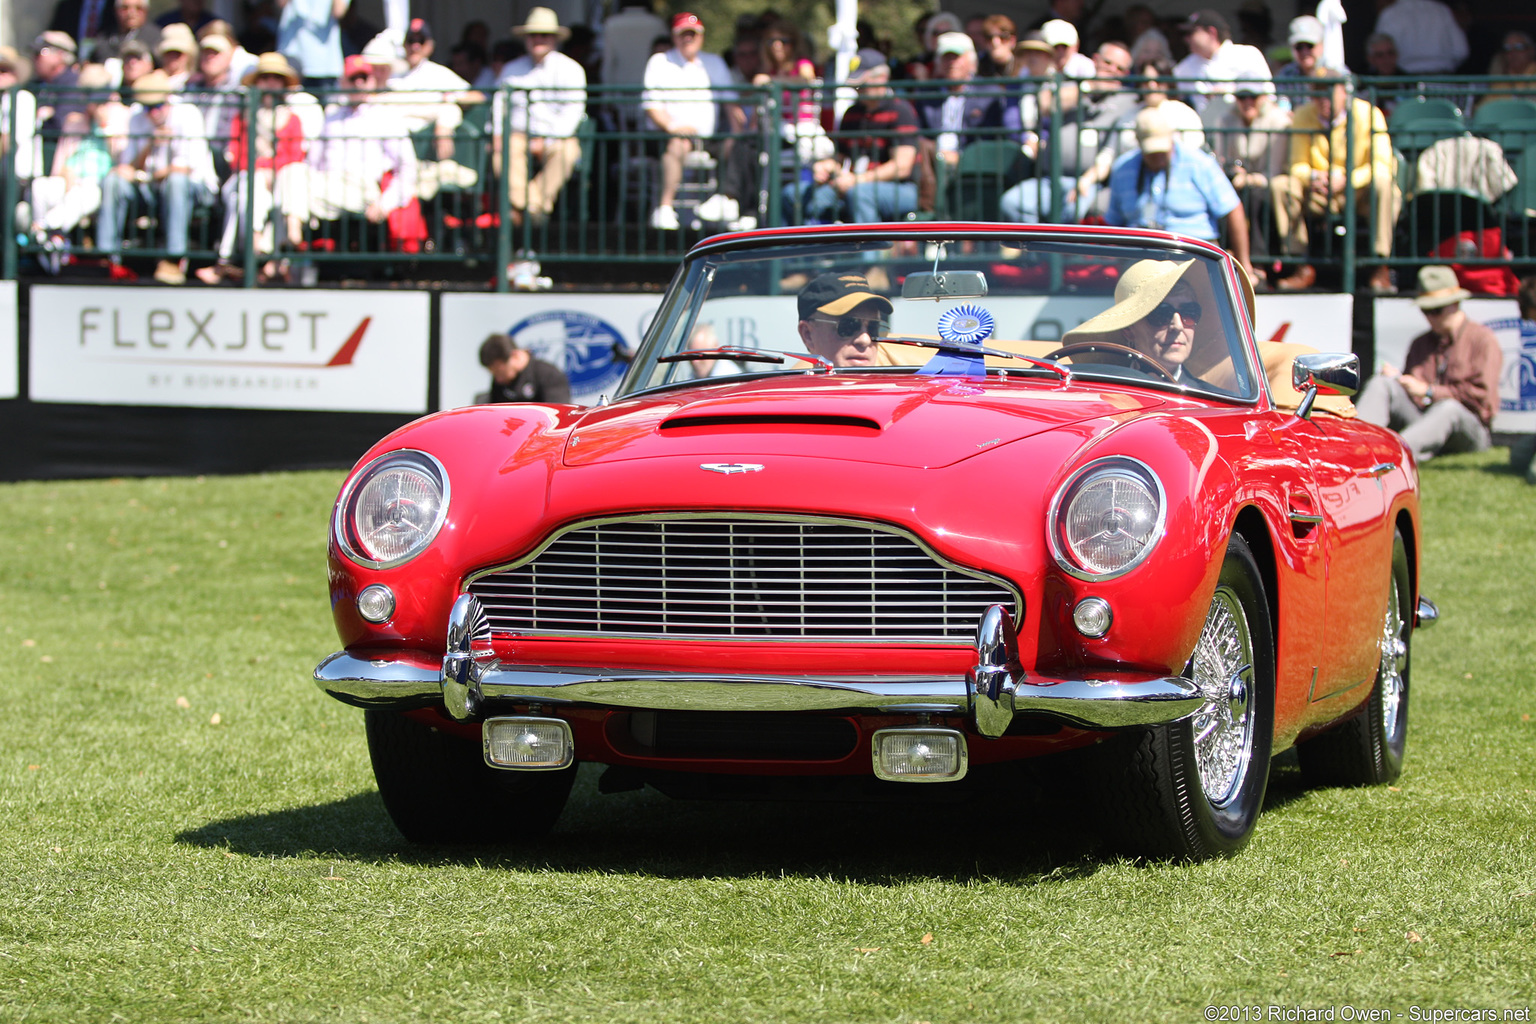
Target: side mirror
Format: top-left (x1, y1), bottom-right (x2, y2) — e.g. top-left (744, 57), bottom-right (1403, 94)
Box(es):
top-left (1291, 352), bottom-right (1361, 420)
top-left (902, 270), bottom-right (988, 301)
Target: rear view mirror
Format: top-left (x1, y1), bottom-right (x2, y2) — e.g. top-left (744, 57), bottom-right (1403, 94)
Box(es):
top-left (902, 270), bottom-right (988, 301)
top-left (1292, 352), bottom-right (1361, 420)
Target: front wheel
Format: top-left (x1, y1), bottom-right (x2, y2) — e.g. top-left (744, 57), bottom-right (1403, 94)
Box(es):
top-left (1297, 527), bottom-right (1411, 786)
top-left (1105, 532), bottom-right (1276, 860)
top-left (365, 710), bottom-right (576, 845)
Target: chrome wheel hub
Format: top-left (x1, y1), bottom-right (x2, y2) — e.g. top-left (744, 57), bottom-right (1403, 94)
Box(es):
top-left (1189, 586), bottom-right (1254, 807)
top-left (1379, 576), bottom-right (1406, 744)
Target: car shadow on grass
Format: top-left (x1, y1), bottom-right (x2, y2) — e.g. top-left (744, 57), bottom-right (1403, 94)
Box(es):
top-left (177, 755), bottom-right (1316, 882)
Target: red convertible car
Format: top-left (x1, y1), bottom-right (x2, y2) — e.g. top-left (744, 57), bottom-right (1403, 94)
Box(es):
top-left (316, 224), bottom-right (1434, 860)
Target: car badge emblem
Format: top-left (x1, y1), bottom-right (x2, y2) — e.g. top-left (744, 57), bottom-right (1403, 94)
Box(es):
top-left (701, 463), bottom-right (764, 475)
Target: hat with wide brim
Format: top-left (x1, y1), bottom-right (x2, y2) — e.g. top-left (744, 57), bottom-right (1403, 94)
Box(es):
top-left (0, 45), bottom-right (32, 84)
top-left (1415, 264), bottom-right (1472, 309)
top-left (513, 7), bottom-right (571, 42)
top-left (1067, 259), bottom-right (1199, 336)
top-left (241, 51), bottom-right (301, 87)
top-left (132, 69), bottom-right (175, 107)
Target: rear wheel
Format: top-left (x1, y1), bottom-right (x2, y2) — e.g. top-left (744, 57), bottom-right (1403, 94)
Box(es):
top-left (365, 710), bottom-right (576, 845)
top-left (1298, 528), bottom-right (1411, 786)
top-left (1106, 532), bottom-right (1275, 860)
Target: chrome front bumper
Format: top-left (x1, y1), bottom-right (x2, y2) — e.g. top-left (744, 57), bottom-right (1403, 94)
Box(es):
top-left (314, 598), bottom-right (1205, 737)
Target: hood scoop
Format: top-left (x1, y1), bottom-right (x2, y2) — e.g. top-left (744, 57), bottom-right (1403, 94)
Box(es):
top-left (659, 413), bottom-right (882, 434)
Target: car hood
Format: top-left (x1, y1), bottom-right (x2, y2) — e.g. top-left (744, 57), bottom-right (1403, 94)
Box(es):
top-left (562, 376), bottom-right (1166, 469)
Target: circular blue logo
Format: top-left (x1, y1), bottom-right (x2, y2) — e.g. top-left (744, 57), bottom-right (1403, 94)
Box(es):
top-left (508, 310), bottom-right (629, 402)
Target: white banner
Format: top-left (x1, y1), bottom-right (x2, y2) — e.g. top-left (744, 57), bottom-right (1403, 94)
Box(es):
top-left (0, 282), bottom-right (16, 400)
top-left (1374, 297), bottom-right (1534, 433)
top-left (29, 286), bottom-right (431, 413)
top-left (439, 293), bottom-right (662, 409)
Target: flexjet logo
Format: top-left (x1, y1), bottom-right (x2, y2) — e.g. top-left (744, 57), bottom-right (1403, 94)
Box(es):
top-left (701, 463), bottom-right (764, 475)
top-left (77, 306), bottom-right (371, 367)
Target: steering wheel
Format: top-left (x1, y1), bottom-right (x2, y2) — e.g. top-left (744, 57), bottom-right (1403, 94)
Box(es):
top-left (1046, 342), bottom-right (1181, 384)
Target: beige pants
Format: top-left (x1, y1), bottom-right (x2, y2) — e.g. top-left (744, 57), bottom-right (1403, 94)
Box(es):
top-left (507, 133), bottom-right (581, 221)
top-left (1271, 173), bottom-right (1401, 258)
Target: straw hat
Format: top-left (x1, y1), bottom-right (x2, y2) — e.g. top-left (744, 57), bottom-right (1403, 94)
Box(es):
top-left (241, 51), bottom-right (300, 87)
top-left (513, 7), bottom-right (571, 42)
top-left (1067, 260), bottom-right (1199, 337)
top-left (1414, 265), bottom-right (1471, 309)
top-left (133, 69), bottom-right (175, 106)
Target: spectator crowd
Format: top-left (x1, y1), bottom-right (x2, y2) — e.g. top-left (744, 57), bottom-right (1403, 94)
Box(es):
top-left (1, 0), bottom-right (1534, 293)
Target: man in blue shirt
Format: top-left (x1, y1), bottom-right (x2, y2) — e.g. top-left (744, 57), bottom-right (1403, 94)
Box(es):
top-left (1106, 105), bottom-right (1256, 285)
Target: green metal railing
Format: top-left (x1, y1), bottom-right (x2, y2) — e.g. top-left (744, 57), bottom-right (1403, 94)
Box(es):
top-left (4, 76), bottom-right (1534, 292)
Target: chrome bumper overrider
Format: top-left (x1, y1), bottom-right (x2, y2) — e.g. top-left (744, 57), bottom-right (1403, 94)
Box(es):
top-left (314, 597), bottom-right (1205, 737)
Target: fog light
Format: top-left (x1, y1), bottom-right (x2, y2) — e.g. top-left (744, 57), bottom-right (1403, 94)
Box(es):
top-left (1073, 596), bottom-right (1113, 638)
top-left (871, 728), bottom-right (967, 783)
top-left (357, 584), bottom-right (395, 623)
top-left (483, 717), bottom-right (573, 770)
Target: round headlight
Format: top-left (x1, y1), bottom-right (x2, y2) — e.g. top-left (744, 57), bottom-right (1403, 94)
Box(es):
top-left (1048, 457), bottom-right (1165, 580)
top-left (334, 450), bottom-right (449, 568)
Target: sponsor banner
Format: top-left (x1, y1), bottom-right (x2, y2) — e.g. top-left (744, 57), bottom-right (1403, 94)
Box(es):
top-left (1374, 297), bottom-right (1534, 433)
top-left (0, 282), bottom-right (16, 400)
top-left (29, 286), bottom-right (431, 413)
top-left (440, 292), bottom-right (1356, 408)
top-left (439, 293), bottom-right (661, 408)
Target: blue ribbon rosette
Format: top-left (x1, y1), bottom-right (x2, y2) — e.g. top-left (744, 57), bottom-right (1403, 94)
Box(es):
top-left (920, 303), bottom-right (994, 377)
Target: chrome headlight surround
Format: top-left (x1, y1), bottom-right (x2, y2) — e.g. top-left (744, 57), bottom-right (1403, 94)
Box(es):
top-left (1047, 456), bottom-right (1166, 582)
top-left (334, 450), bottom-right (451, 569)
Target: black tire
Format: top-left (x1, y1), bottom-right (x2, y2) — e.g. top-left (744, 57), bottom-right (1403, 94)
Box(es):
top-left (1105, 532), bottom-right (1276, 861)
top-left (1297, 528), bottom-right (1411, 787)
top-left (364, 710), bottom-right (576, 845)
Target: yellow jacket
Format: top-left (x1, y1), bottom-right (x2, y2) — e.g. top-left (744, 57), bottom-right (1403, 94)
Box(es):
top-left (1287, 96), bottom-right (1396, 192)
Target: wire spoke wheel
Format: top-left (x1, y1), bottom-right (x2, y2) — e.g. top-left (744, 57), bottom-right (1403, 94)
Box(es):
top-left (1188, 587), bottom-right (1255, 807)
top-left (1101, 532), bottom-right (1274, 861)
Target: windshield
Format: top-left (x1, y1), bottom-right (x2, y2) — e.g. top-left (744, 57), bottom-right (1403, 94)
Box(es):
top-left (619, 232), bottom-right (1259, 402)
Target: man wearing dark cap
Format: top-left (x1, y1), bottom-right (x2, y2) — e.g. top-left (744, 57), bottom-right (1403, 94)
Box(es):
top-left (797, 272), bottom-right (895, 368)
top-left (796, 51), bottom-right (920, 224)
top-left (1355, 266), bottom-right (1501, 460)
top-left (1174, 9), bottom-right (1272, 112)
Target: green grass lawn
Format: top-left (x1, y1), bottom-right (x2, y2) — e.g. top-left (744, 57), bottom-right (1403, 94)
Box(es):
top-left (1, 452), bottom-right (1533, 1022)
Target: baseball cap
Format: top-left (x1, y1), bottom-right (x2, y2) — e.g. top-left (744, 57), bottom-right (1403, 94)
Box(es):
top-left (198, 33), bottom-right (232, 54)
top-left (798, 272), bottom-right (895, 320)
top-left (1040, 20), bottom-right (1079, 49)
top-left (1288, 15), bottom-right (1324, 46)
top-left (1016, 33), bottom-right (1053, 55)
top-left (1182, 9), bottom-right (1231, 35)
top-left (846, 48), bottom-right (889, 84)
top-left (32, 31), bottom-right (77, 57)
top-left (935, 32), bottom-right (975, 58)
top-left (1135, 105), bottom-right (1175, 154)
top-left (406, 17), bottom-right (432, 42)
top-left (157, 23), bottom-right (199, 56)
top-left (671, 12), bottom-right (703, 33)
top-left (344, 53), bottom-right (373, 78)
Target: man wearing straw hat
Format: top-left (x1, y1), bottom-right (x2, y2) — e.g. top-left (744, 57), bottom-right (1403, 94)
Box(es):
top-left (1060, 259), bottom-right (1206, 381)
top-left (492, 7), bottom-right (586, 230)
top-left (97, 68), bottom-right (218, 284)
top-left (1355, 265), bottom-right (1502, 460)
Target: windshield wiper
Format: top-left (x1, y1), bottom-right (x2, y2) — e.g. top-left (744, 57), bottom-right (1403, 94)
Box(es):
top-left (657, 346), bottom-right (835, 370)
top-left (884, 336), bottom-right (1072, 383)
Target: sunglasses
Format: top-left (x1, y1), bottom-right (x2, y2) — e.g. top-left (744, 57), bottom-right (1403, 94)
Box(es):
top-left (1149, 301), bottom-right (1201, 328)
top-left (348, 73), bottom-right (372, 82)
top-left (813, 315), bottom-right (889, 339)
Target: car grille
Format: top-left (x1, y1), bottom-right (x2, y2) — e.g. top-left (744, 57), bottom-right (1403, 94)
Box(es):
top-left (465, 516), bottom-right (1018, 642)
